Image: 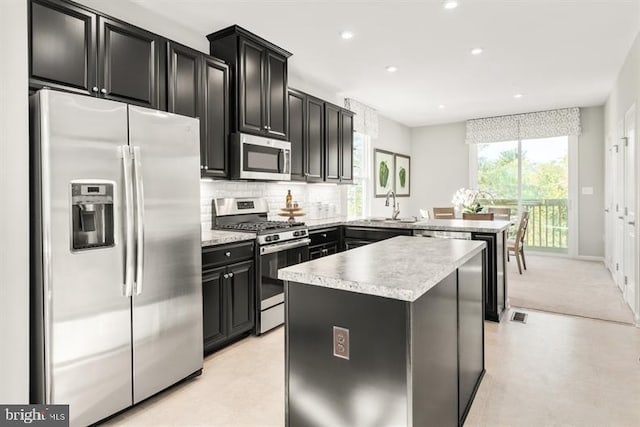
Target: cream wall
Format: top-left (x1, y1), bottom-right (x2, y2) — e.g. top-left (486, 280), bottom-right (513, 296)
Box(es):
top-left (370, 116), bottom-right (413, 218)
top-left (0, 0), bottom-right (29, 403)
top-left (409, 110), bottom-right (605, 258)
top-left (409, 121), bottom-right (468, 215)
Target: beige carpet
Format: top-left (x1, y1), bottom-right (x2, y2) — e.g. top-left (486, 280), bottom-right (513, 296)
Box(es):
top-left (507, 253), bottom-right (635, 324)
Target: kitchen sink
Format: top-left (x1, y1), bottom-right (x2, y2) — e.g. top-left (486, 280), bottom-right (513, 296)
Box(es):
top-left (360, 217), bottom-right (417, 224)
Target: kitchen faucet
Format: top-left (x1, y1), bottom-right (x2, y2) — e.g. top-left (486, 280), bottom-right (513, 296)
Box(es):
top-left (385, 190), bottom-right (401, 220)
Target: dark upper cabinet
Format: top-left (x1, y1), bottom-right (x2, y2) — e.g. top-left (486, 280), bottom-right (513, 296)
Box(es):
top-left (201, 56), bottom-right (230, 178)
top-left (29, 0), bottom-right (97, 95)
top-left (325, 103), bottom-right (341, 183)
top-left (166, 41), bottom-right (229, 178)
top-left (288, 89), bottom-right (306, 181)
top-left (208, 25), bottom-right (292, 140)
top-left (340, 110), bottom-right (354, 183)
top-left (98, 17), bottom-right (164, 109)
top-left (265, 52), bottom-right (288, 138)
top-left (29, 0), bottom-right (166, 109)
top-left (167, 41), bottom-right (201, 118)
top-left (227, 260), bottom-right (255, 337)
top-left (306, 95), bottom-right (325, 182)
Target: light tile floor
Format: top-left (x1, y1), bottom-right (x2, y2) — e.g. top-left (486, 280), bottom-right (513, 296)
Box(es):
top-left (106, 308), bottom-right (640, 427)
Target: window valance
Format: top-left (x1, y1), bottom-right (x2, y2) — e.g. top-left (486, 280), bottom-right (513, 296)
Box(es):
top-left (466, 107), bottom-right (581, 144)
top-left (344, 98), bottom-right (379, 138)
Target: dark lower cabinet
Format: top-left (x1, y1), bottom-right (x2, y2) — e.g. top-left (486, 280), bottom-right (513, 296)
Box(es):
top-left (309, 227), bottom-right (341, 259)
top-left (343, 227), bottom-right (413, 250)
top-left (227, 260), bottom-right (255, 336)
top-left (202, 242), bottom-right (256, 355)
top-left (98, 16), bottom-right (164, 109)
top-left (202, 266), bottom-right (227, 351)
top-left (29, 0), bottom-right (97, 95)
top-left (472, 231), bottom-right (507, 322)
top-left (29, 0), bottom-right (166, 109)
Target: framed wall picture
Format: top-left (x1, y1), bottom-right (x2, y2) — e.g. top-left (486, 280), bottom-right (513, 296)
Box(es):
top-left (394, 154), bottom-right (410, 197)
top-left (374, 149), bottom-right (395, 197)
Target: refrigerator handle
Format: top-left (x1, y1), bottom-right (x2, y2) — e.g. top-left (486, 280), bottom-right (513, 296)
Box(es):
top-left (121, 146), bottom-right (135, 297)
top-left (133, 146), bottom-right (145, 296)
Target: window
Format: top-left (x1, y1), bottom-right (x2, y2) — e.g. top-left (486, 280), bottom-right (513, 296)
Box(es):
top-left (347, 132), bottom-right (371, 217)
top-left (474, 136), bottom-right (569, 252)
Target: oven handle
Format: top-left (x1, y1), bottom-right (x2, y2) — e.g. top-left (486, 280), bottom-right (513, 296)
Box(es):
top-left (260, 238), bottom-right (311, 255)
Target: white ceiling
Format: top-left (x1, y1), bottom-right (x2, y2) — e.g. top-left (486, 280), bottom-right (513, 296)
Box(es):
top-left (131, 0), bottom-right (640, 127)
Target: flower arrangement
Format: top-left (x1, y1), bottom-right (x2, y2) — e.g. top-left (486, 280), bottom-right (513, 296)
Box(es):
top-left (452, 188), bottom-right (493, 213)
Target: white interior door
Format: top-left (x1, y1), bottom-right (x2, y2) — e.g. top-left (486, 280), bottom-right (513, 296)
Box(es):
top-left (605, 134), bottom-right (614, 273)
top-left (615, 120), bottom-right (626, 291)
top-left (624, 106), bottom-right (637, 314)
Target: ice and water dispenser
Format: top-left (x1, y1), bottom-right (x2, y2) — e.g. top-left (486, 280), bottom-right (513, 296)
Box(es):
top-left (71, 182), bottom-right (115, 250)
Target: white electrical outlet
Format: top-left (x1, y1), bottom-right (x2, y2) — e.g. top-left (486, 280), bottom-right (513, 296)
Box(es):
top-left (333, 326), bottom-right (349, 360)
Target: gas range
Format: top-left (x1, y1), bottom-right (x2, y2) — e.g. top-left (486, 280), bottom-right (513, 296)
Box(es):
top-left (212, 198), bottom-right (309, 245)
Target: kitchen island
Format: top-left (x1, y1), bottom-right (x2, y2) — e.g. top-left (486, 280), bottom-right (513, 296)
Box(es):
top-left (279, 236), bottom-right (486, 427)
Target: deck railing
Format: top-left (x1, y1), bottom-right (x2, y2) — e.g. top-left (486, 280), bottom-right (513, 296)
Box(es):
top-left (481, 199), bottom-right (568, 252)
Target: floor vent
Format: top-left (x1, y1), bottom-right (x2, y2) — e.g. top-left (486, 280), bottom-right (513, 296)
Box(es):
top-left (511, 311), bottom-right (528, 323)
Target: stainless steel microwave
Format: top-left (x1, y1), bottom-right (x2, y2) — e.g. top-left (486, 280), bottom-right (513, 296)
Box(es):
top-left (230, 133), bottom-right (291, 181)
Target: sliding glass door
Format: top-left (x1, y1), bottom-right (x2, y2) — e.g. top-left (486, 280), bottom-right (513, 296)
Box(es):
top-left (476, 136), bottom-right (569, 253)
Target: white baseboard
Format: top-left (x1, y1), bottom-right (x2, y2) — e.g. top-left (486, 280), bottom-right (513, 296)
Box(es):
top-left (527, 251), bottom-right (604, 263)
top-left (575, 255), bottom-right (605, 262)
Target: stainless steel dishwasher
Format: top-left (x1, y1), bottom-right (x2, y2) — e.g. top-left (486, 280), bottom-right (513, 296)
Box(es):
top-left (414, 229), bottom-right (473, 240)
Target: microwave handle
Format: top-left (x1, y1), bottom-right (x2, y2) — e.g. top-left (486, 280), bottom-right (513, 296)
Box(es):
top-left (283, 149), bottom-right (290, 174)
top-left (278, 150), bottom-right (284, 173)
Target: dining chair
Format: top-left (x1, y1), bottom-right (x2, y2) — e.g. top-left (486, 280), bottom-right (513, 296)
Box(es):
top-left (487, 207), bottom-right (511, 221)
top-left (433, 207), bottom-right (455, 219)
top-left (462, 212), bottom-right (494, 221)
top-left (507, 211), bottom-right (530, 274)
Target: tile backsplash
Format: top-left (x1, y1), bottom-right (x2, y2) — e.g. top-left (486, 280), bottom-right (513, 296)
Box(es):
top-left (200, 179), bottom-right (347, 229)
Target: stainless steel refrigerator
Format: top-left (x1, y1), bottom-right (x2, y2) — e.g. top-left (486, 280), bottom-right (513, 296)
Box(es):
top-left (30, 89), bottom-right (203, 426)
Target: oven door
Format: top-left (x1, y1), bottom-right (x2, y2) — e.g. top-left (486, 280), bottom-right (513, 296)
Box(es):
top-left (238, 134), bottom-right (291, 181)
top-left (259, 238), bottom-right (310, 333)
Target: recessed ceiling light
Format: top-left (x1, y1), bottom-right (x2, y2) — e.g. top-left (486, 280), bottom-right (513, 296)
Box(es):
top-left (471, 48), bottom-right (483, 55)
top-left (386, 66), bottom-right (398, 73)
top-left (443, 0), bottom-right (459, 10)
top-left (438, 105), bottom-right (446, 109)
top-left (514, 93), bottom-right (523, 99)
top-left (340, 31), bottom-right (354, 40)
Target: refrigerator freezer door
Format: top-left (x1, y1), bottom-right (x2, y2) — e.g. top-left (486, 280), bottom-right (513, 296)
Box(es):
top-left (32, 90), bottom-right (133, 426)
top-left (128, 106), bottom-right (203, 403)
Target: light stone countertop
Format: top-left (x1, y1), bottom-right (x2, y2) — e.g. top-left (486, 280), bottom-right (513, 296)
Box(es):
top-left (201, 229), bottom-right (256, 247)
top-left (278, 236), bottom-right (486, 302)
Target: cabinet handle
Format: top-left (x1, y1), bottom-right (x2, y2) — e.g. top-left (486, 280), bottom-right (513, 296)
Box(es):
top-left (321, 233), bottom-right (327, 238)
top-left (91, 86), bottom-right (99, 93)
top-left (228, 272), bottom-right (234, 278)
top-left (204, 165), bottom-right (208, 170)
top-left (225, 251), bottom-right (231, 257)
top-left (101, 88), bottom-right (107, 94)
top-left (223, 273), bottom-right (229, 279)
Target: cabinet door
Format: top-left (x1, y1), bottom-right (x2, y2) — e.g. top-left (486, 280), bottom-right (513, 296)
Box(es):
top-left (265, 52), bottom-right (288, 139)
top-left (472, 233), bottom-right (497, 321)
top-left (227, 260), bottom-right (255, 337)
top-left (325, 104), bottom-right (341, 182)
top-left (201, 56), bottom-right (230, 178)
top-left (167, 41), bottom-right (201, 118)
top-left (238, 38), bottom-right (265, 135)
top-left (288, 90), bottom-right (306, 181)
top-left (98, 17), bottom-right (164, 109)
top-left (306, 96), bottom-right (325, 182)
top-left (29, 0), bottom-right (97, 95)
top-left (340, 111), bottom-right (354, 183)
top-left (309, 246), bottom-right (324, 260)
top-left (202, 266), bottom-right (227, 353)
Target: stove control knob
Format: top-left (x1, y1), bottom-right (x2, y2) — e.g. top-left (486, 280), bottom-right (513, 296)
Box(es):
top-left (300, 230), bottom-right (306, 235)
top-left (266, 236), bottom-right (273, 242)
top-left (273, 235), bottom-right (280, 241)
top-left (293, 231), bottom-right (300, 237)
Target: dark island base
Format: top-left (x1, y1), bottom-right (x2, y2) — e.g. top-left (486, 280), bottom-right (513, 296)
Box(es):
top-left (285, 252), bottom-right (485, 427)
